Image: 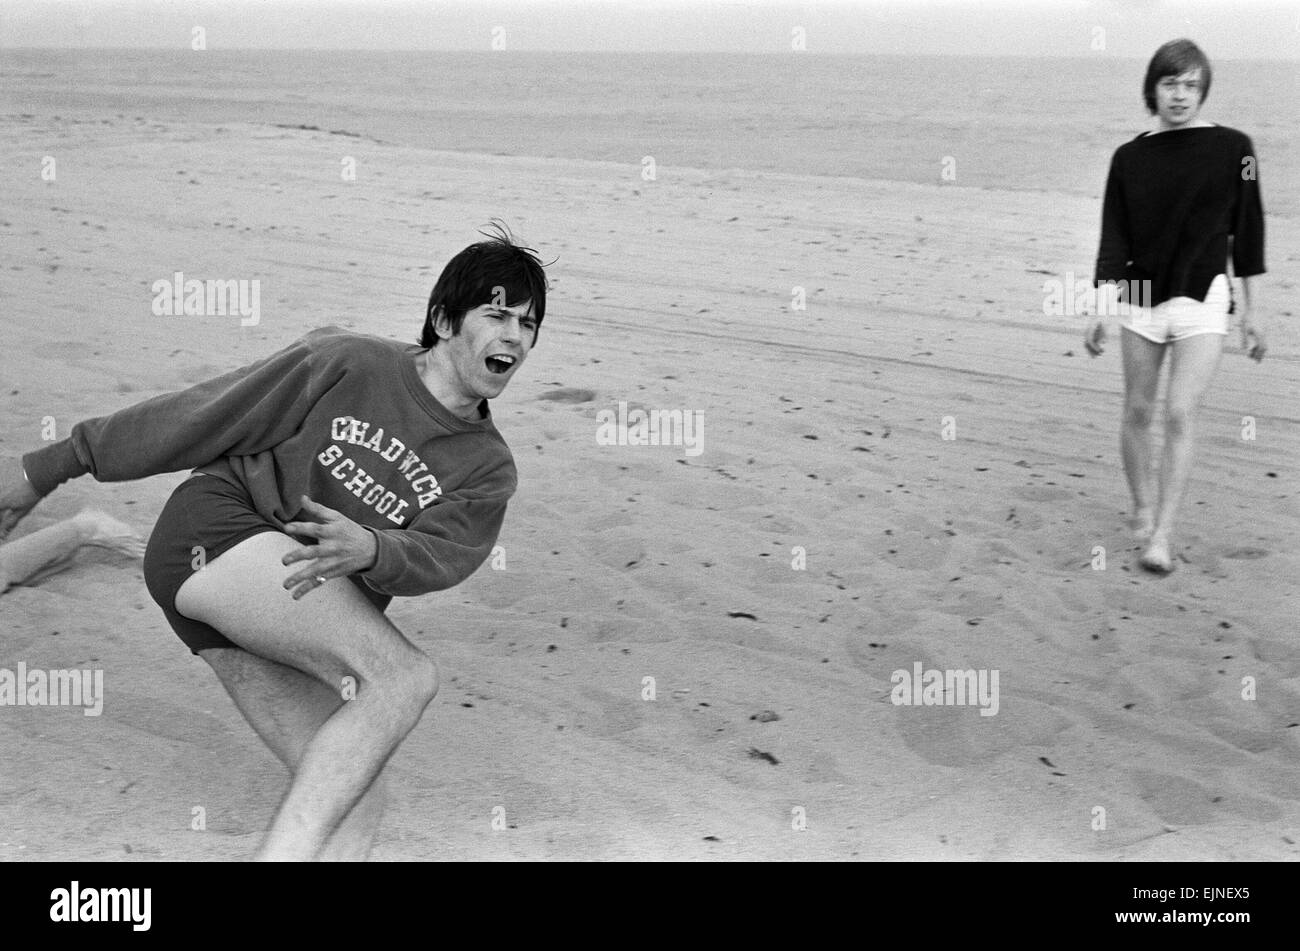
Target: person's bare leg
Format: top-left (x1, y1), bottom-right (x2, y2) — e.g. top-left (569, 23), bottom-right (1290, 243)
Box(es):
top-left (1141, 333), bottom-right (1224, 572)
top-left (1119, 328), bottom-right (1166, 541)
top-left (176, 532), bottom-right (438, 861)
top-left (199, 647), bottom-right (386, 860)
top-left (0, 510), bottom-right (144, 592)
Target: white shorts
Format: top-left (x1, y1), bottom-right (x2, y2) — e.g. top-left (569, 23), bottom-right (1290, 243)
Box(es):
top-left (1123, 273), bottom-right (1230, 343)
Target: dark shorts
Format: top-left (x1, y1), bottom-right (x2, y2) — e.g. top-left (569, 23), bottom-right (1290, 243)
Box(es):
top-left (143, 473), bottom-right (388, 655)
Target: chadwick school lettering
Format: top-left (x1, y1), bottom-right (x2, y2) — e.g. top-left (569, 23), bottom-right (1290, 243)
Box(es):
top-left (317, 416), bottom-right (444, 525)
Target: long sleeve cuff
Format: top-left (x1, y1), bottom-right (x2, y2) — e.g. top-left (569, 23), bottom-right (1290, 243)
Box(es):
top-left (361, 528), bottom-right (415, 593)
top-left (22, 439), bottom-right (88, 497)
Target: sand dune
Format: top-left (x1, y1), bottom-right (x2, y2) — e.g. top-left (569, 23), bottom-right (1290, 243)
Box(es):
top-left (1, 115), bottom-right (1296, 860)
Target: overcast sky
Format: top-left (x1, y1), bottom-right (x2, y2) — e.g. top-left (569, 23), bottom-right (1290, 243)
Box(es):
top-left (1, 0), bottom-right (1297, 57)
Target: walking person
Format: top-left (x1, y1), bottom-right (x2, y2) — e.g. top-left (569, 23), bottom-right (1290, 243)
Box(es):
top-left (1084, 39), bottom-right (1267, 573)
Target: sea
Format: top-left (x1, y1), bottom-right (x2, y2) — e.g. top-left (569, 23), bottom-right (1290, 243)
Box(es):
top-left (2, 50), bottom-right (1296, 214)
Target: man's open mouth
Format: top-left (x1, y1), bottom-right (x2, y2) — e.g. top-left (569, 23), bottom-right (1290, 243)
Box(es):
top-left (486, 354), bottom-right (517, 375)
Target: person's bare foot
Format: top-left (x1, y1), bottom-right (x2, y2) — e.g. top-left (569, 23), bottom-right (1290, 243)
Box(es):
top-left (74, 510), bottom-right (146, 558)
top-left (1139, 534), bottom-right (1174, 574)
top-left (1129, 508), bottom-right (1155, 542)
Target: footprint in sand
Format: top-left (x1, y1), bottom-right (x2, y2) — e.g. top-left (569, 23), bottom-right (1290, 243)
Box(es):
top-left (1202, 719), bottom-right (1281, 755)
top-left (105, 694), bottom-right (232, 745)
top-left (1130, 770), bottom-right (1217, 825)
top-left (1246, 636), bottom-right (1300, 672)
top-left (1129, 768), bottom-right (1281, 825)
top-left (845, 635), bottom-right (1071, 767)
top-left (895, 696), bottom-right (1071, 767)
top-left (536, 387), bottom-right (596, 404)
top-left (1012, 485), bottom-right (1074, 503)
top-left (843, 629), bottom-right (922, 683)
top-left (575, 685), bottom-right (644, 738)
top-left (589, 531), bottom-right (647, 572)
top-left (1220, 547), bottom-right (1268, 560)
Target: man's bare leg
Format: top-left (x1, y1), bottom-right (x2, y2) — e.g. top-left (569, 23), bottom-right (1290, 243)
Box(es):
top-left (0, 511), bottom-right (145, 592)
top-left (176, 532), bottom-right (439, 861)
top-left (1142, 333), bottom-right (1224, 572)
top-left (1119, 328), bottom-right (1167, 542)
top-left (200, 646), bottom-right (388, 861)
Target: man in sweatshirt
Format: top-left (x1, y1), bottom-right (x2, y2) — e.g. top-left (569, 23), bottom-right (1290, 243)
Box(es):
top-left (0, 224), bottom-right (548, 861)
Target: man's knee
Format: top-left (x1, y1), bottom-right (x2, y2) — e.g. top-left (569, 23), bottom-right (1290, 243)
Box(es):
top-left (1124, 399), bottom-right (1155, 429)
top-left (1165, 404), bottom-right (1195, 438)
top-left (364, 651), bottom-right (438, 720)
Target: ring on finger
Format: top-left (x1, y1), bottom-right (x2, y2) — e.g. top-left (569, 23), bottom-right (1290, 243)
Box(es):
top-left (315, 575), bottom-right (327, 585)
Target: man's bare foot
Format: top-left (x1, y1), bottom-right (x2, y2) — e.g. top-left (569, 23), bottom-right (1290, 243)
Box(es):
top-left (1139, 534), bottom-right (1174, 574)
top-left (74, 510), bottom-right (147, 558)
top-left (1129, 508), bottom-right (1155, 542)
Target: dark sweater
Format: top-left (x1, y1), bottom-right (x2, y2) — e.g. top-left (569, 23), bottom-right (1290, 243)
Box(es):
top-left (1095, 124), bottom-right (1265, 306)
top-left (22, 327), bottom-right (517, 598)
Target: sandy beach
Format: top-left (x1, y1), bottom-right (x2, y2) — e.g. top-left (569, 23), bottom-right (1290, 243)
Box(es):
top-left (1, 107), bottom-right (1297, 860)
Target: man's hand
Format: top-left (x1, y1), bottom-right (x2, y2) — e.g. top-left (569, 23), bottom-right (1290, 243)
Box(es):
top-left (1239, 310), bottom-right (1267, 363)
top-left (0, 457), bottom-right (43, 541)
top-left (281, 495), bottom-right (379, 600)
top-left (1084, 318), bottom-right (1107, 357)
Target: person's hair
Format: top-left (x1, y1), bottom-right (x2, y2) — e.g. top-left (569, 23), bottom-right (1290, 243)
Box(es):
top-left (1143, 39), bottom-right (1212, 114)
top-left (419, 221), bottom-right (549, 348)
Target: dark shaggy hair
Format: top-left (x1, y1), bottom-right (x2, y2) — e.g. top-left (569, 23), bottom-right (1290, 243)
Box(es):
top-left (1143, 39), bottom-right (1212, 114)
top-left (420, 221), bottom-right (549, 348)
